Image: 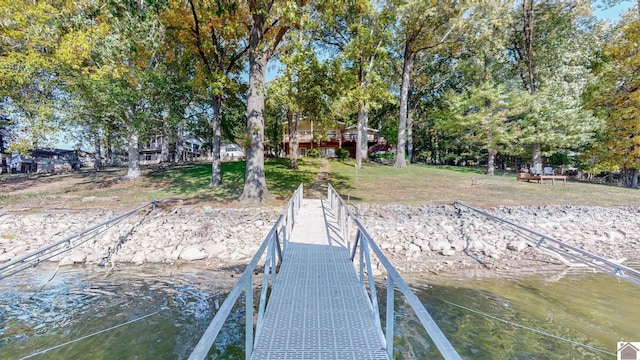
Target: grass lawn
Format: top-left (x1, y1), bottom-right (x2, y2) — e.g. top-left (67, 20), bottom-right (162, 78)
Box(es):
top-left (0, 158), bottom-right (321, 210)
top-left (2, 157), bottom-right (639, 210)
top-left (329, 159), bottom-right (640, 208)
top-left (147, 158), bottom-right (319, 202)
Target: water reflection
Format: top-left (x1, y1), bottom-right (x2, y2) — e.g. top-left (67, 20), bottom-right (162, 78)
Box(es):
top-left (1, 264), bottom-right (639, 359)
top-left (0, 263), bottom-right (241, 360)
top-left (400, 268), bottom-right (640, 359)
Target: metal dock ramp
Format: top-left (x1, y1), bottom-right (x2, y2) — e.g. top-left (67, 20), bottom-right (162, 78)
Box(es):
top-left (188, 184), bottom-right (460, 360)
top-left (251, 199), bottom-right (387, 359)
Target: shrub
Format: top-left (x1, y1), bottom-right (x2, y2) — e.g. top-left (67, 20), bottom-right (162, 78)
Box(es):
top-left (336, 148), bottom-right (350, 160)
top-left (370, 152), bottom-right (394, 160)
top-left (307, 148), bottom-right (321, 158)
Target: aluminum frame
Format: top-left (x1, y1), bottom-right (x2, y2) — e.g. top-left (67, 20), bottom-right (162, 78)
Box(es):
top-left (0, 201), bottom-right (156, 280)
top-left (328, 184), bottom-right (461, 360)
top-left (188, 184), bottom-right (303, 360)
top-left (454, 201), bottom-right (640, 286)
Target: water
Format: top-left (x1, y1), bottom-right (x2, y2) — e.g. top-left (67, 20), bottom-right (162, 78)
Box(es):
top-left (0, 264), bottom-right (243, 360)
top-left (397, 268), bottom-right (640, 359)
top-left (1, 264), bottom-right (639, 359)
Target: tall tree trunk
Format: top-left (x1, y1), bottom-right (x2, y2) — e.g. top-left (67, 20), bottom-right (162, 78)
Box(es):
top-left (288, 111), bottom-right (300, 170)
top-left (394, 43), bottom-right (412, 169)
top-left (176, 122), bottom-right (185, 162)
top-left (407, 108), bottom-right (414, 163)
top-left (361, 106), bottom-right (369, 160)
top-left (434, 130), bottom-right (441, 164)
top-left (625, 168), bottom-right (638, 189)
top-left (106, 134), bottom-right (113, 166)
top-left (523, 0), bottom-right (536, 94)
top-left (356, 102), bottom-right (368, 169)
top-left (523, 0), bottom-right (543, 171)
top-left (161, 136), bottom-right (169, 163)
top-left (531, 143), bottom-right (542, 174)
top-left (126, 131), bottom-right (140, 180)
top-left (0, 126), bottom-right (5, 154)
top-left (210, 95), bottom-right (222, 187)
top-left (239, 30), bottom-right (270, 203)
top-left (487, 148), bottom-right (496, 175)
top-left (93, 129), bottom-right (102, 171)
top-left (161, 109), bottom-right (170, 163)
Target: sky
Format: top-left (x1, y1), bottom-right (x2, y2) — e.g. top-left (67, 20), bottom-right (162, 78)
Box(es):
top-left (54, 1), bottom-right (635, 151)
top-left (594, 1), bottom-right (634, 20)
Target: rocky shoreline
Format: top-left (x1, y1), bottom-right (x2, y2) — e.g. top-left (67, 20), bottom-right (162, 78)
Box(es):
top-left (1, 203), bottom-right (639, 277)
top-left (356, 203), bottom-right (640, 274)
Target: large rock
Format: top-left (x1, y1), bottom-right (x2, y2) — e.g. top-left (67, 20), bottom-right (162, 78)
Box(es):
top-left (507, 240), bottom-right (528, 252)
top-left (180, 246), bottom-right (208, 261)
top-left (131, 252), bottom-right (146, 265)
top-left (429, 239), bottom-right (450, 252)
top-left (205, 244), bottom-right (227, 258)
top-left (146, 249), bottom-right (167, 263)
top-left (68, 249), bottom-right (87, 263)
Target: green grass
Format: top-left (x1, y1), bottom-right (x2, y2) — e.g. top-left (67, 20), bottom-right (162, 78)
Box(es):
top-left (2, 157), bottom-right (639, 210)
top-left (148, 158), bottom-right (319, 201)
top-left (328, 159), bottom-right (640, 208)
top-left (0, 158), bottom-right (321, 210)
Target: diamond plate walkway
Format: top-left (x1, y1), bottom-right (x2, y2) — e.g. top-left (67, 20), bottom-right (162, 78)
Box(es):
top-left (251, 198), bottom-right (388, 360)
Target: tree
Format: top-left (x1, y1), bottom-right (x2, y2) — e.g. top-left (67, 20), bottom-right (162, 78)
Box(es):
top-left (393, 0), bottom-right (463, 169)
top-left (432, 1), bottom-right (516, 174)
top-left (239, 0), bottom-right (309, 203)
top-left (313, 1), bottom-right (395, 169)
top-left (268, 16), bottom-right (334, 170)
top-left (507, 0), bottom-right (597, 173)
top-left (586, 18), bottom-right (640, 188)
top-left (165, 0), bottom-right (249, 187)
top-left (0, 0), bottom-right (77, 153)
top-left (443, 81), bottom-right (513, 175)
top-left (91, 0), bottom-right (170, 180)
top-left (406, 50), bottom-right (459, 165)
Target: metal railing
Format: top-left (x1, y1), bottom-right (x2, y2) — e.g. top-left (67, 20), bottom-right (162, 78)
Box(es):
top-left (454, 201), bottom-right (640, 286)
top-left (0, 201), bottom-right (156, 280)
top-left (327, 184), bottom-right (461, 360)
top-left (188, 184), bottom-right (303, 360)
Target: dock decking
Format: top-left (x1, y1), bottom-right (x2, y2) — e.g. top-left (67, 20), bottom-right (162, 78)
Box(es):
top-left (250, 199), bottom-right (388, 360)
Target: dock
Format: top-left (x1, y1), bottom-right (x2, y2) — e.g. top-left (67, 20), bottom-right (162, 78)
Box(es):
top-left (251, 198), bottom-right (388, 359)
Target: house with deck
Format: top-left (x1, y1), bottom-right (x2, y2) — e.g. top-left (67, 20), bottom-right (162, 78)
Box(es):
top-left (138, 136), bottom-right (244, 164)
top-left (282, 119), bottom-right (384, 158)
top-left (4, 149), bottom-right (82, 174)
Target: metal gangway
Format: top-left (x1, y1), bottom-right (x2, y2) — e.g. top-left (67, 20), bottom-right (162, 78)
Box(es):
top-left (454, 201), bottom-right (640, 286)
top-left (189, 184), bottom-right (460, 360)
top-left (0, 201), bottom-right (156, 280)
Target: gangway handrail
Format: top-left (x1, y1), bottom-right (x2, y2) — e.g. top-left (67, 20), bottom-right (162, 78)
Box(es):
top-left (0, 201), bottom-right (157, 280)
top-left (453, 201), bottom-right (640, 286)
top-left (188, 183), bottom-right (303, 360)
top-left (328, 184), bottom-right (461, 360)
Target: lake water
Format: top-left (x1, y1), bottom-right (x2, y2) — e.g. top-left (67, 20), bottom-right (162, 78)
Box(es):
top-left (1, 263), bottom-right (638, 359)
